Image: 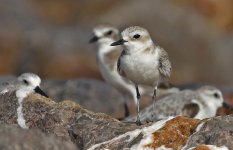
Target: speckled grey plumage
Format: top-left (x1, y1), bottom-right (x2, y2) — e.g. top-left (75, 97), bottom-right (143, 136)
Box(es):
top-left (125, 86), bottom-right (224, 122)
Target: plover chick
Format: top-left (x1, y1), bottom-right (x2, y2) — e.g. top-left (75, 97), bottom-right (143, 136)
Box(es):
top-left (111, 26), bottom-right (171, 125)
top-left (1, 73), bottom-right (48, 98)
top-left (125, 86), bottom-right (228, 122)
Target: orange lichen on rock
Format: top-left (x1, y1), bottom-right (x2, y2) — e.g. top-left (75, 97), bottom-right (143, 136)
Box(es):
top-left (145, 116), bottom-right (201, 150)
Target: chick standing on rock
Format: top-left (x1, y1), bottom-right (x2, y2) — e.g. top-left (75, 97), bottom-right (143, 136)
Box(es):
top-left (111, 26), bottom-right (171, 125)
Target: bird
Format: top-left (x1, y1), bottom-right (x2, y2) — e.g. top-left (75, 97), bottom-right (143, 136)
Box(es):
top-left (111, 26), bottom-right (172, 125)
top-left (0, 72), bottom-right (48, 98)
top-left (89, 24), bottom-right (145, 117)
top-left (0, 73), bottom-right (48, 129)
top-left (89, 24), bottom-right (124, 92)
top-left (124, 86), bottom-right (227, 122)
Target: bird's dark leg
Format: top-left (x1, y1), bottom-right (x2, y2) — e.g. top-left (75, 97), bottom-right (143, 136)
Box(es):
top-left (152, 86), bottom-right (157, 112)
top-left (123, 101), bottom-right (130, 117)
top-left (135, 85), bottom-right (142, 126)
top-left (117, 101), bottom-right (129, 120)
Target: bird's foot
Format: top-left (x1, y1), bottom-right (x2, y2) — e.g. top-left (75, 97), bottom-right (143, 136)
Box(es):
top-left (146, 119), bottom-right (154, 124)
top-left (136, 119), bottom-right (142, 126)
top-left (121, 121), bottom-right (138, 124)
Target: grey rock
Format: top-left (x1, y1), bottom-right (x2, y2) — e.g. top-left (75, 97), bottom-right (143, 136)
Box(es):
top-left (41, 79), bottom-right (126, 118)
top-left (1, 85), bottom-right (232, 149)
top-left (69, 114), bottom-right (139, 149)
top-left (0, 92), bottom-right (139, 149)
top-left (0, 124), bottom-right (76, 150)
top-left (40, 79), bottom-right (66, 101)
top-left (185, 115), bottom-right (233, 149)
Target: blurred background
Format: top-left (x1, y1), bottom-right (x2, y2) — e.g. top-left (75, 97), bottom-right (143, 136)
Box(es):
top-left (0, 0), bottom-right (233, 86)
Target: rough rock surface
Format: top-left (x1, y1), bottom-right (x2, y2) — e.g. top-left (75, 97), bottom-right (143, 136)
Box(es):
top-left (145, 116), bottom-right (201, 149)
top-left (191, 145), bottom-right (229, 150)
top-left (0, 124), bottom-right (76, 150)
top-left (89, 116), bottom-right (201, 150)
top-left (0, 91), bottom-right (140, 149)
top-left (0, 90), bottom-right (233, 149)
top-left (69, 113), bottom-right (139, 149)
top-left (185, 115), bottom-right (233, 150)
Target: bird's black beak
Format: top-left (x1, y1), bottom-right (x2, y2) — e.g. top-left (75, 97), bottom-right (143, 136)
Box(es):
top-left (110, 39), bottom-right (127, 46)
top-left (89, 35), bottom-right (99, 43)
top-left (223, 101), bottom-right (233, 111)
top-left (34, 86), bottom-right (49, 98)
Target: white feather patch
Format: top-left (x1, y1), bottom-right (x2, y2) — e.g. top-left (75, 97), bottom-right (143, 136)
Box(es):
top-left (16, 89), bottom-right (31, 129)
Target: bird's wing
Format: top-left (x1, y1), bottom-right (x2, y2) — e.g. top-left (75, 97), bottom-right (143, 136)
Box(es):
top-left (142, 90), bottom-right (197, 120)
top-left (0, 81), bottom-right (14, 94)
top-left (158, 48), bottom-right (172, 78)
top-left (117, 50), bottom-right (127, 77)
top-left (181, 103), bottom-right (200, 118)
top-left (124, 90), bottom-right (199, 122)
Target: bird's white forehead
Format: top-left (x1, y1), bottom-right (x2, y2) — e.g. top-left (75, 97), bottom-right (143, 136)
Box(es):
top-left (197, 86), bottom-right (223, 103)
top-left (197, 86), bottom-right (221, 93)
top-left (17, 73), bottom-right (41, 86)
top-left (93, 24), bottom-right (119, 37)
top-left (121, 26), bottom-right (149, 38)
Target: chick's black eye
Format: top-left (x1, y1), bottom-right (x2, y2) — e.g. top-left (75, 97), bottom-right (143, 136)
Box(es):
top-left (106, 30), bottom-right (113, 35)
top-left (214, 93), bottom-right (220, 98)
top-left (23, 79), bottom-right (29, 85)
top-left (133, 34), bottom-right (140, 39)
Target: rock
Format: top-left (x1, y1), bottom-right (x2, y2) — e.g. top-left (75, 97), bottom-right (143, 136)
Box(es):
top-left (0, 88), bottom-right (233, 149)
top-left (41, 79), bottom-right (126, 118)
top-left (189, 145), bottom-right (229, 150)
top-left (185, 115), bottom-right (233, 149)
top-left (0, 124), bottom-right (76, 150)
top-left (144, 116), bottom-right (200, 149)
top-left (88, 116), bottom-right (201, 150)
top-left (40, 79), bottom-right (66, 101)
top-left (0, 91), bottom-right (139, 149)
top-left (69, 111), bottom-right (138, 149)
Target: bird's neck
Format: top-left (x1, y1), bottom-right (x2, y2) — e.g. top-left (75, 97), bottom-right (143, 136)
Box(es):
top-left (97, 45), bottom-right (121, 71)
top-left (199, 95), bottom-right (219, 116)
top-left (126, 41), bottom-right (155, 55)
